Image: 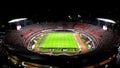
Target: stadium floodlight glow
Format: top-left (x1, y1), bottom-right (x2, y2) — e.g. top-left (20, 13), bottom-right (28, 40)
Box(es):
top-left (78, 15), bottom-right (81, 18)
top-left (97, 18), bottom-right (116, 24)
top-left (103, 25), bottom-right (108, 30)
top-left (68, 15), bottom-right (72, 19)
top-left (68, 15), bottom-right (71, 18)
top-left (16, 25), bottom-right (22, 30)
top-left (8, 18), bottom-right (27, 23)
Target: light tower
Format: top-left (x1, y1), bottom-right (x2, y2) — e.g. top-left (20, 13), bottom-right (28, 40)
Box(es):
top-left (8, 18), bottom-right (27, 30)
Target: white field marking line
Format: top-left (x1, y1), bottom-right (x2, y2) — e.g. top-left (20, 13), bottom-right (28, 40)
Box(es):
top-left (73, 33), bottom-right (80, 48)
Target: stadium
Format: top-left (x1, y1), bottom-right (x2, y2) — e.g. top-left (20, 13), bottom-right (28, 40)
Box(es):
top-left (2, 17), bottom-right (119, 68)
top-left (0, 8), bottom-right (120, 68)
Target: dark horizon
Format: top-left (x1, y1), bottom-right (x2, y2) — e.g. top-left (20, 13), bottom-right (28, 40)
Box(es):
top-left (0, 7), bottom-right (119, 23)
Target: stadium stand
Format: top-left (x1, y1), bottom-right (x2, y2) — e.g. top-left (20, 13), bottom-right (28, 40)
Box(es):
top-left (3, 22), bottom-right (119, 68)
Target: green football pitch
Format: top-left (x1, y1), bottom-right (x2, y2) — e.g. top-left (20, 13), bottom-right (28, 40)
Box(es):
top-left (35, 32), bottom-right (81, 54)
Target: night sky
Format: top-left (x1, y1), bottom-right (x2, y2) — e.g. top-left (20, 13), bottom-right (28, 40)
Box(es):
top-left (0, 7), bottom-right (119, 23)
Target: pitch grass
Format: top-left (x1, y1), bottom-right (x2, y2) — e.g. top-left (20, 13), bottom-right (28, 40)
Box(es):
top-left (40, 32), bottom-right (79, 49)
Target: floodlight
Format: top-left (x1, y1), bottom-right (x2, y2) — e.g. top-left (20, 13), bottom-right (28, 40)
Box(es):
top-left (97, 18), bottom-right (116, 24)
top-left (8, 18), bottom-right (27, 23)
